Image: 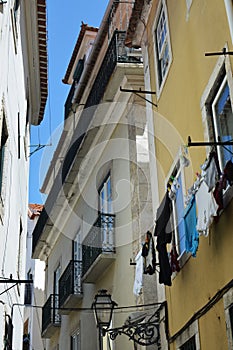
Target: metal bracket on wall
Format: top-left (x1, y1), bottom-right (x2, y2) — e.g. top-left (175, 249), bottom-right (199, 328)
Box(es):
top-left (0, 275), bottom-right (33, 296)
top-left (205, 47), bottom-right (233, 57)
top-left (187, 136), bottom-right (233, 147)
top-left (120, 86), bottom-right (158, 107)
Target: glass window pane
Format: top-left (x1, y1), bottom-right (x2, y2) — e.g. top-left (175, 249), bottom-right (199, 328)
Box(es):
top-left (99, 175), bottom-right (112, 214)
top-left (213, 80), bottom-right (233, 168)
top-left (180, 335), bottom-right (196, 350)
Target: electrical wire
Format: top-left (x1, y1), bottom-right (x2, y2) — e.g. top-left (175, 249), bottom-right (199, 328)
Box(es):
top-left (13, 301), bottom-right (164, 313)
top-left (169, 278), bottom-right (233, 343)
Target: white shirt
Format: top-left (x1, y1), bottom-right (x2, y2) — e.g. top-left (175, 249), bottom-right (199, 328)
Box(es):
top-left (133, 249), bottom-right (143, 296)
top-left (196, 181), bottom-right (218, 236)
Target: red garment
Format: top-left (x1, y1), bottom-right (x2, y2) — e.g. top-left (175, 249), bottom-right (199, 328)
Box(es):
top-left (170, 245), bottom-right (180, 273)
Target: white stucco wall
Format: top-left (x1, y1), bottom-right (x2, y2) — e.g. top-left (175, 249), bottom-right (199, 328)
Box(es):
top-left (0, 2), bottom-right (44, 349)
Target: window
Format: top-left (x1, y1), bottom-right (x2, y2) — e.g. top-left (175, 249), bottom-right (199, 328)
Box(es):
top-left (211, 74), bottom-right (233, 170)
top-left (54, 264), bottom-right (61, 295)
top-left (71, 331), bottom-right (80, 350)
top-left (154, 0), bottom-right (172, 91)
top-left (24, 270), bottom-right (32, 305)
top-left (4, 315), bottom-right (13, 350)
top-left (99, 174), bottom-right (112, 214)
top-left (168, 161), bottom-right (186, 257)
top-left (201, 56), bottom-right (233, 179)
top-left (176, 320), bottom-right (200, 350)
top-left (180, 336), bottom-right (196, 350)
top-left (223, 288), bottom-right (233, 348)
top-left (98, 174), bottom-right (114, 251)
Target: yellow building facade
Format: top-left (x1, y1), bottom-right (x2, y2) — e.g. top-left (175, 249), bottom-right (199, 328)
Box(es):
top-left (127, 0), bottom-right (233, 348)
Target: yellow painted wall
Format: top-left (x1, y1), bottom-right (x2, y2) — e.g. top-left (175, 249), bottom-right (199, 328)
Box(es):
top-left (146, 0), bottom-right (233, 347)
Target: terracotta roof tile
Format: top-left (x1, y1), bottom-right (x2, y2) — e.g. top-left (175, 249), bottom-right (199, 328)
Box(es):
top-left (36, 0), bottom-right (48, 123)
top-left (28, 204), bottom-right (44, 219)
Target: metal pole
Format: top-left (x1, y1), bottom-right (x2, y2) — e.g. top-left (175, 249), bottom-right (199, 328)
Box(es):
top-left (99, 327), bottom-right (103, 350)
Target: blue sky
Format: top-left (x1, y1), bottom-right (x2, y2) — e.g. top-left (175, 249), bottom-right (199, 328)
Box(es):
top-left (29, 0), bottom-right (109, 204)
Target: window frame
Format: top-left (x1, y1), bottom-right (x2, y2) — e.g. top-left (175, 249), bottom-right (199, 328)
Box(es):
top-left (152, 0), bottom-right (172, 98)
top-left (176, 320), bottom-right (200, 350)
top-left (211, 74), bottom-right (233, 171)
top-left (98, 173), bottom-right (113, 215)
top-left (166, 157), bottom-right (186, 260)
top-left (223, 287), bottom-right (233, 348)
top-left (201, 49), bottom-right (233, 205)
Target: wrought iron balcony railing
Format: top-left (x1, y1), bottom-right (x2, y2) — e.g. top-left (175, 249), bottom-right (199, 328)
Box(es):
top-left (59, 260), bottom-right (82, 309)
top-left (85, 30), bottom-right (142, 110)
top-left (82, 213), bottom-right (115, 278)
top-left (42, 294), bottom-right (60, 336)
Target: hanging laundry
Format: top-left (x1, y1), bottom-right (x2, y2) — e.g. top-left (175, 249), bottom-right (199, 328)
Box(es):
top-left (201, 151), bottom-right (221, 192)
top-left (196, 181), bottom-right (218, 236)
top-left (224, 160), bottom-right (233, 186)
top-left (154, 192), bottom-right (173, 243)
top-left (154, 192), bottom-right (173, 286)
top-left (184, 195), bottom-right (199, 257)
top-left (141, 231), bottom-right (156, 275)
top-left (213, 175), bottom-right (227, 217)
top-left (170, 244), bottom-right (180, 273)
top-left (133, 249), bottom-right (143, 296)
top-left (185, 173), bottom-right (202, 206)
top-left (168, 178), bottom-right (180, 201)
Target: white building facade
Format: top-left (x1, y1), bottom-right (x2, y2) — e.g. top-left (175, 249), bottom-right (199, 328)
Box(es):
top-left (24, 204), bottom-right (45, 350)
top-left (0, 1), bottom-right (47, 349)
top-left (32, 1), bottom-right (160, 349)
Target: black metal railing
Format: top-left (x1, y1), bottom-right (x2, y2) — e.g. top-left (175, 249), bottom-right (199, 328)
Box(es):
top-left (85, 30), bottom-right (142, 109)
top-left (42, 294), bottom-right (60, 334)
top-left (82, 213), bottom-right (115, 277)
top-left (59, 260), bottom-right (82, 308)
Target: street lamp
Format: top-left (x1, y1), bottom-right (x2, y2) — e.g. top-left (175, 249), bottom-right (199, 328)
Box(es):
top-left (92, 289), bottom-right (166, 349)
top-left (92, 289), bottom-right (117, 350)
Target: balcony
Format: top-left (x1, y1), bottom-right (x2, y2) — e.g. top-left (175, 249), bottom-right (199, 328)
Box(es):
top-left (41, 294), bottom-right (60, 338)
top-left (85, 30), bottom-right (142, 110)
top-left (82, 213), bottom-right (116, 282)
top-left (59, 260), bottom-right (82, 314)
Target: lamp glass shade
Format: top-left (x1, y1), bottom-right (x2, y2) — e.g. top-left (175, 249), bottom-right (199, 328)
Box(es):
top-left (93, 290), bottom-right (117, 329)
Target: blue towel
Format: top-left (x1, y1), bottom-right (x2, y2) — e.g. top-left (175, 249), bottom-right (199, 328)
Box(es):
top-left (184, 195), bottom-right (199, 257)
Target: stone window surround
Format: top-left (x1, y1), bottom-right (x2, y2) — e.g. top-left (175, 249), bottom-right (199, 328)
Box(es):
top-left (152, 0), bottom-right (172, 99)
top-left (175, 319), bottom-right (200, 349)
top-left (223, 287), bottom-right (233, 349)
